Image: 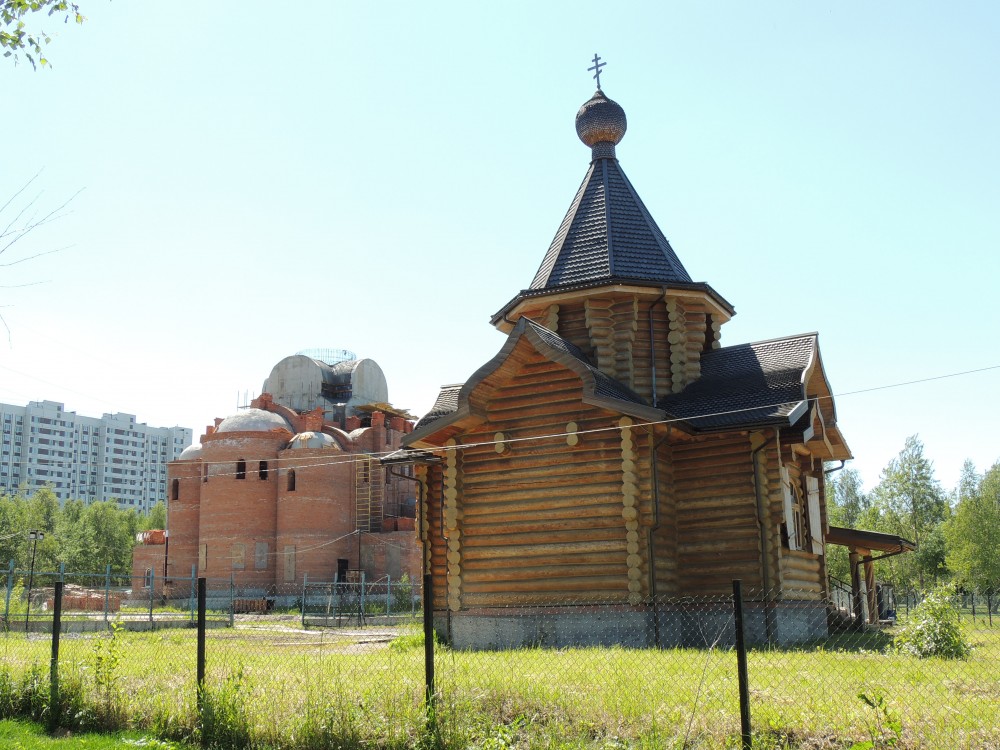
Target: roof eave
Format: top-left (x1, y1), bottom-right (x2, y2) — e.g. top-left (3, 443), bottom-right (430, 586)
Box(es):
top-left (403, 404), bottom-right (472, 447)
top-left (491, 279), bottom-right (736, 331)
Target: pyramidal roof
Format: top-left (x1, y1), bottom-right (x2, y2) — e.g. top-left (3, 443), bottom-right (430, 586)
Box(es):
top-left (529, 155), bottom-right (693, 289)
top-left (492, 87), bottom-right (733, 327)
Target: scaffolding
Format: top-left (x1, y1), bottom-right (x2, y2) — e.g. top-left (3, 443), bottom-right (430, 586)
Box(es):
top-left (354, 455), bottom-right (383, 533)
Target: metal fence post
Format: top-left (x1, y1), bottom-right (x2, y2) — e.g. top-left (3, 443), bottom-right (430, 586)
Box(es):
top-left (49, 580), bottom-right (63, 732)
top-left (732, 579), bottom-right (752, 750)
top-left (103, 564), bottom-right (111, 625)
top-left (196, 577), bottom-right (206, 706)
top-left (301, 573), bottom-right (308, 629)
top-left (4, 560), bottom-right (13, 625)
top-left (360, 571), bottom-right (366, 622)
top-left (423, 573), bottom-right (434, 707)
top-left (189, 565), bottom-right (196, 623)
top-left (386, 575), bottom-right (391, 618)
top-left (229, 574), bottom-right (234, 627)
top-left (149, 569), bottom-right (155, 627)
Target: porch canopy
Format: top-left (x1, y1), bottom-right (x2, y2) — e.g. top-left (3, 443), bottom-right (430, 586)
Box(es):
top-left (826, 526), bottom-right (916, 624)
top-left (826, 526), bottom-right (916, 555)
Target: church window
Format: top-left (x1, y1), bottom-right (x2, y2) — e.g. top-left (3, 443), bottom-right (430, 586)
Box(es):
top-left (287, 469), bottom-right (296, 492)
top-left (259, 460), bottom-right (268, 480)
top-left (236, 459), bottom-right (246, 480)
top-left (780, 466), bottom-right (807, 552)
top-left (171, 479), bottom-right (179, 501)
top-left (232, 543), bottom-right (245, 570)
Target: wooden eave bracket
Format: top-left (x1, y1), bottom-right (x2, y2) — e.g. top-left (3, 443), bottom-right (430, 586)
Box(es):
top-left (493, 281), bottom-right (734, 333)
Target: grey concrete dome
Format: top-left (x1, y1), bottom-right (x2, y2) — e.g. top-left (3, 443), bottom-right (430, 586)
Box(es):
top-left (287, 431), bottom-right (341, 450)
top-left (215, 408), bottom-right (292, 434)
top-left (575, 90), bottom-right (627, 148)
top-left (177, 443), bottom-right (203, 460)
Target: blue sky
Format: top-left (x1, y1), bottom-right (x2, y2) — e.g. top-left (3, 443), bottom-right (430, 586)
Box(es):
top-left (3, 2), bottom-right (998, 493)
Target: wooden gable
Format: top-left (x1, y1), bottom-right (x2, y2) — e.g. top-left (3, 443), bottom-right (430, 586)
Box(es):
top-left (417, 334), bottom-right (660, 610)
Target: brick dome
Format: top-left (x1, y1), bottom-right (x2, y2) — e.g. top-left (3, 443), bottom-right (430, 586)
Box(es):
top-left (215, 408), bottom-right (291, 434)
top-left (177, 443), bottom-right (203, 460)
top-left (287, 431), bottom-right (341, 450)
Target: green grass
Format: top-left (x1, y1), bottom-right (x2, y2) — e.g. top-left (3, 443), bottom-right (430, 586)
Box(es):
top-left (0, 621), bottom-right (997, 749)
top-left (0, 718), bottom-right (188, 748)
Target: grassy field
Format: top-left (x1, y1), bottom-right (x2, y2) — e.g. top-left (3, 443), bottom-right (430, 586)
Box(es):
top-left (0, 719), bottom-right (188, 748)
top-left (0, 620), bottom-right (997, 749)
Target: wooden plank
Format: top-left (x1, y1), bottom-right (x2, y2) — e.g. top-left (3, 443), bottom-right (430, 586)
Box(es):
top-left (464, 577), bottom-right (628, 594)
top-left (458, 539), bottom-right (626, 559)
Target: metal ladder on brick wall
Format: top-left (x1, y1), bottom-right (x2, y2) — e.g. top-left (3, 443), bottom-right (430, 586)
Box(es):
top-left (354, 455), bottom-right (383, 532)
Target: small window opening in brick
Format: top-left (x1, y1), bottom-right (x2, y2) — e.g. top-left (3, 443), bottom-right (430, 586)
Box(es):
top-left (236, 459), bottom-right (246, 480)
top-left (259, 460), bottom-right (268, 480)
top-left (287, 469), bottom-right (296, 492)
top-left (171, 478), bottom-right (179, 501)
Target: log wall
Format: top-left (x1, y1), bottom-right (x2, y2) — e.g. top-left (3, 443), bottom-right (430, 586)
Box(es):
top-left (672, 433), bottom-right (763, 595)
top-left (650, 434), bottom-right (679, 596)
top-left (539, 292), bottom-right (719, 405)
top-left (760, 440), bottom-right (826, 599)
top-left (438, 347), bottom-right (651, 607)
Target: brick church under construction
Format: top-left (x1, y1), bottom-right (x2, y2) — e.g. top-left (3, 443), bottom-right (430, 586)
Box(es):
top-left (133, 350), bottom-right (422, 597)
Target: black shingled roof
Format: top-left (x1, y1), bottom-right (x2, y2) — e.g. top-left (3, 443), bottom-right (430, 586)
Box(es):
top-left (660, 334), bottom-right (817, 431)
top-left (530, 158), bottom-right (692, 290)
top-left (413, 384), bottom-right (462, 431)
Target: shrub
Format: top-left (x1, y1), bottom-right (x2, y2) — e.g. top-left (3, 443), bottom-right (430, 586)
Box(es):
top-left (894, 584), bottom-right (970, 659)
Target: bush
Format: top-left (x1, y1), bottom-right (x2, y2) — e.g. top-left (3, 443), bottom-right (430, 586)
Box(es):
top-left (894, 584), bottom-right (970, 659)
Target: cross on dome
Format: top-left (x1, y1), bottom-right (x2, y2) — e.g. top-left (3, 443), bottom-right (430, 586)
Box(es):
top-left (588, 53), bottom-right (606, 90)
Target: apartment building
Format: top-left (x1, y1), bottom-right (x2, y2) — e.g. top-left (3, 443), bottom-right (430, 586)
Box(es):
top-left (0, 400), bottom-right (192, 511)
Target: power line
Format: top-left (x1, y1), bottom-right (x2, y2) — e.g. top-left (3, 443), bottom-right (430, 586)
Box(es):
top-left (1, 361), bottom-right (998, 479)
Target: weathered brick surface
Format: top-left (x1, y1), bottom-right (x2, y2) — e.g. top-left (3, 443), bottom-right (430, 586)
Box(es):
top-left (136, 405), bottom-right (421, 591)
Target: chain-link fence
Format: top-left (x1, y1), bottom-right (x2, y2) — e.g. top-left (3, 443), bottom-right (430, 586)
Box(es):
top-left (0, 573), bottom-right (997, 749)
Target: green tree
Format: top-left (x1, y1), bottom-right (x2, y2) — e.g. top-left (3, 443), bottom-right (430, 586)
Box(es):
top-left (141, 501), bottom-right (167, 532)
top-left (59, 500), bottom-right (135, 574)
top-left (954, 458), bottom-right (981, 505)
top-left (824, 467), bottom-right (869, 582)
top-left (867, 436), bottom-right (948, 589)
top-left (0, 491), bottom-right (29, 567)
top-left (946, 461), bottom-right (1000, 593)
top-left (827, 467), bottom-right (868, 527)
top-left (1, 0), bottom-right (84, 69)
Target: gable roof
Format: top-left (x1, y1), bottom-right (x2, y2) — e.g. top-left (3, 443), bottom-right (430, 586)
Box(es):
top-left (405, 318), bottom-right (661, 446)
top-left (660, 334), bottom-right (818, 431)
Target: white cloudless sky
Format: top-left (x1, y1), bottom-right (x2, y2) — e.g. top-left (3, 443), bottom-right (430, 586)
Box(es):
top-left (2, 1), bottom-right (998, 493)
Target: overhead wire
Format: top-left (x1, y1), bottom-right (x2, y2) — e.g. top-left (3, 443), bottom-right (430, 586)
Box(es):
top-left (1, 361), bottom-right (998, 480)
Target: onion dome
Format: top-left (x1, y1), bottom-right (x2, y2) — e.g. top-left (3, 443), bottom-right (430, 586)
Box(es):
top-left (286, 431), bottom-right (341, 451)
top-left (215, 408), bottom-right (292, 434)
top-left (575, 90), bottom-right (627, 160)
top-left (177, 443), bottom-right (203, 460)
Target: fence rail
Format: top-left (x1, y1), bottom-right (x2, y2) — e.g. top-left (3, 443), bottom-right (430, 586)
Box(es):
top-left (0, 574), bottom-right (996, 749)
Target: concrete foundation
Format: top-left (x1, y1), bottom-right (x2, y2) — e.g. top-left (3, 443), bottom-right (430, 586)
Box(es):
top-left (438, 600), bottom-right (829, 650)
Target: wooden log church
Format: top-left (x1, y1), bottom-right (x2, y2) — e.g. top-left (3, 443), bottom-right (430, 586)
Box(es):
top-left (392, 71), bottom-right (853, 647)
